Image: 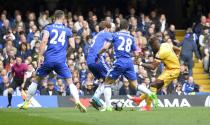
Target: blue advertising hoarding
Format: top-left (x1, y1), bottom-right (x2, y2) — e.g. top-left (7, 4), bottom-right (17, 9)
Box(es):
top-left (0, 96), bottom-right (58, 108)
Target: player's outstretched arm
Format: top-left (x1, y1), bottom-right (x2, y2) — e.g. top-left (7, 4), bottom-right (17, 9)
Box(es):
top-left (98, 41), bottom-right (112, 56)
top-left (173, 46), bottom-right (181, 56)
top-left (141, 60), bottom-right (160, 70)
top-left (38, 32), bottom-right (49, 65)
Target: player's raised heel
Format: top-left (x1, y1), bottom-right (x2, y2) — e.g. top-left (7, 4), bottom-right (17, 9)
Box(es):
top-left (149, 93), bottom-right (159, 108)
top-left (140, 106), bottom-right (152, 111)
top-left (76, 102), bottom-right (87, 113)
top-left (89, 97), bottom-right (103, 110)
top-left (127, 95), bottom-right (142, 105)
top-left (19, 101), bottom-right (29, 110)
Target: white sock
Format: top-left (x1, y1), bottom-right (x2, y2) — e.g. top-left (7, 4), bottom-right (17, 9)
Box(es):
top-left (137, 84), bottom-right (152, 95)
top-left (93, 83), bottom-right (105, 98)
top-left (69, 83), bottom-right (80, 103)
top-left (104, 85), bottom-right (112, 107)
top-left (26, 82), bottom-right (38, 101)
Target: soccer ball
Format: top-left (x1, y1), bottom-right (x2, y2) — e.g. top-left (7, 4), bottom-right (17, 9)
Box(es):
top-left (113, 100), bottom-right (124, 111)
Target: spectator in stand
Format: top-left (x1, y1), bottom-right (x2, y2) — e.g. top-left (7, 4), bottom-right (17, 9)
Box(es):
top-left (129, 17), bottom-right (139, 31)
top-left (172, 83), bottom-right (183, 95)
top-left (25, 12), bottom-right (37, 33)
top-left (89, 15), bottom-right (98, 32)
top-left (31, 41), bottom-right (40, 61)
top-left (199, 26), bottom-right (210, 57)
top-left (182, 76), bottom-right (198, 95)
top-left (83, 81), bottom-right (94, 96)
top-left (41, 81), bottom-right (58, 96)
top-left (159, 14), bottom-right (168, 33)
top-left (77, 20), bottom-right (92, 39)
top-left (82, 72), bottom-right (94, 95)
top-left (167, 79), bottom-right (179, 94)
top-left (203, 38), bottom-right (210, 72)
top-left (57, 79), bottom-right (66, 96)
top-left (79, 62), bottom-right (88, 83)
top-left (178, 31), bottom-right (201, 76)
top-left (30, 30), bottom-right (40, 50)
top-left (194, 15), bottom-right (207, 36)
top-left (74, 15), bottom-right (84, 32)
top-left (3, 40), bottom-right (17, 58)
top-left (126, 8), bottom-right (137, 19)
top-left (178, 64), bottom-right (189, 85)
top-left (119, 78), bottom-right (134, 95)
top-left (135, 31), bottom-right (147, 50)
top-left (150, 11), bottom-right (159, 27)
top-left (38, 12), bottom-right (50, 29)
top-left (27, 24), bottom-right (37, 43)
top-left (168, 24), bottom-right (176, 41)
top-left (75, 80), bottom-right (84, 96)
top-left (17, 42), bottom-right (31, 61)
top-left (0, 19), bottom-right (11, 48)
top-left (0, 13), bottom-right (7, 27)
top-left (12, 14), bottom-right (23, 29)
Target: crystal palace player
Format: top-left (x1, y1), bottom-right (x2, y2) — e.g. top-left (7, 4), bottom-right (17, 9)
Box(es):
top-left (129, 37), bottom-right (180, 111)
top-left (96, 19), bottom-right (158, 111)
top-left (20, 10), bottom-right (87, 112)
top-left (86, 21), bottom-right (112, 110)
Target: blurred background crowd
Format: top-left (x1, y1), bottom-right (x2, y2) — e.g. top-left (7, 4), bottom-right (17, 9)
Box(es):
top-left (0, 0), bottom-right (210, 97)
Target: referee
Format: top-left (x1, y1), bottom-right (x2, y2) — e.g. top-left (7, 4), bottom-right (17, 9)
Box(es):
top-left (7, 56), bottom-right (28, 108)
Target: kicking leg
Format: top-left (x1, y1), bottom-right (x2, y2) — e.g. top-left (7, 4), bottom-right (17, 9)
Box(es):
top-left (20, 76), bottom-right (41, 109)
top-left (90, 81), bottom-right (105, 110)
top-left (66, 78), bottom-right (87, 113)
top-left (101, 77), bottom-right (115, 111)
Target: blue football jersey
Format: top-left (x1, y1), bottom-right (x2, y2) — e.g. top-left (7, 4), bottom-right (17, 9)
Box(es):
top-left (43, 23), bottom-right (72, 62)
top-left (86, 30), bottom-right (113, 64)
top-left (112, 31), bottom-right (136, 59)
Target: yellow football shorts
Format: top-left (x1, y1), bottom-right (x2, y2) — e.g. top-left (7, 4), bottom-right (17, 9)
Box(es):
top-left (158, 68), bottom-right (180, 88)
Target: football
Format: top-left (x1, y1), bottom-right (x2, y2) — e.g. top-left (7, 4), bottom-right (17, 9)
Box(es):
top-left (113, 100), bottom-right (124, 111)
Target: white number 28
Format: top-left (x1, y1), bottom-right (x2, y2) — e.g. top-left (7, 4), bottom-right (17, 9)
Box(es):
top-left (117, 36), bottom-right (132, 52)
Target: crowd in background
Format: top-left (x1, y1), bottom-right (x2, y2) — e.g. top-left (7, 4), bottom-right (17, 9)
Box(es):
top-left (0, 8), bottom-right (210, 97)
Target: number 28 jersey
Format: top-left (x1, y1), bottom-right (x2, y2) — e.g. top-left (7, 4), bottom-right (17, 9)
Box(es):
top-left (111, 31), bottom-right (137, 59)
top-left (43, 23), bottom-right (72, 63)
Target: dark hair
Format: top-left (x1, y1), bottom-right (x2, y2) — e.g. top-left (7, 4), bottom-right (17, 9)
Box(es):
top-left (120, 19), bottom-right (129, 30)
top-left (54, 10), bottom-right (65, 19)
top-left (15, 56), bottom-right (22, 60)
top-left (149, 36), bottom-right (159, 45)
top-left (99, 21), bottom-right (111, 31)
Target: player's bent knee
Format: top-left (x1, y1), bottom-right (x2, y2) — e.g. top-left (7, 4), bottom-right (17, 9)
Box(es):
top-left (150, 79), bottom-right (164, 89)
top-left (65, 78), bottom-right (73, 85)
top-left (35, 76), bottom-right (44, 84)
top-left (105, 77), bottom-right (115, 85)
top-left (128, 80), bottom-right (137, 89)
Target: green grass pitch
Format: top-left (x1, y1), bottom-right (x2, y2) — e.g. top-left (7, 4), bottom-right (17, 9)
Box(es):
top-left (0, 107), bottom-right (210, 125)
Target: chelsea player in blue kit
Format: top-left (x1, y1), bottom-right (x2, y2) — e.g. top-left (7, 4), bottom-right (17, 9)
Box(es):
top-left (96, 19), bottom-right (158, 111)
top-left (20, 10), bottom-right (87, 112)
top-left (86, 21), bottom-right (112, 110)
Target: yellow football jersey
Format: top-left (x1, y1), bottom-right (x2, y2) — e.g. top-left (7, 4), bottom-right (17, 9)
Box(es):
top-left (155, 43), bottom-right (180, 70)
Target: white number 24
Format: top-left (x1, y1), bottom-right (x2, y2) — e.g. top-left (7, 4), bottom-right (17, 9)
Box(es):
top-left (50, 29), bottom-right (66, 46)
top-left (117, 36), bottom-right (132, 52)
